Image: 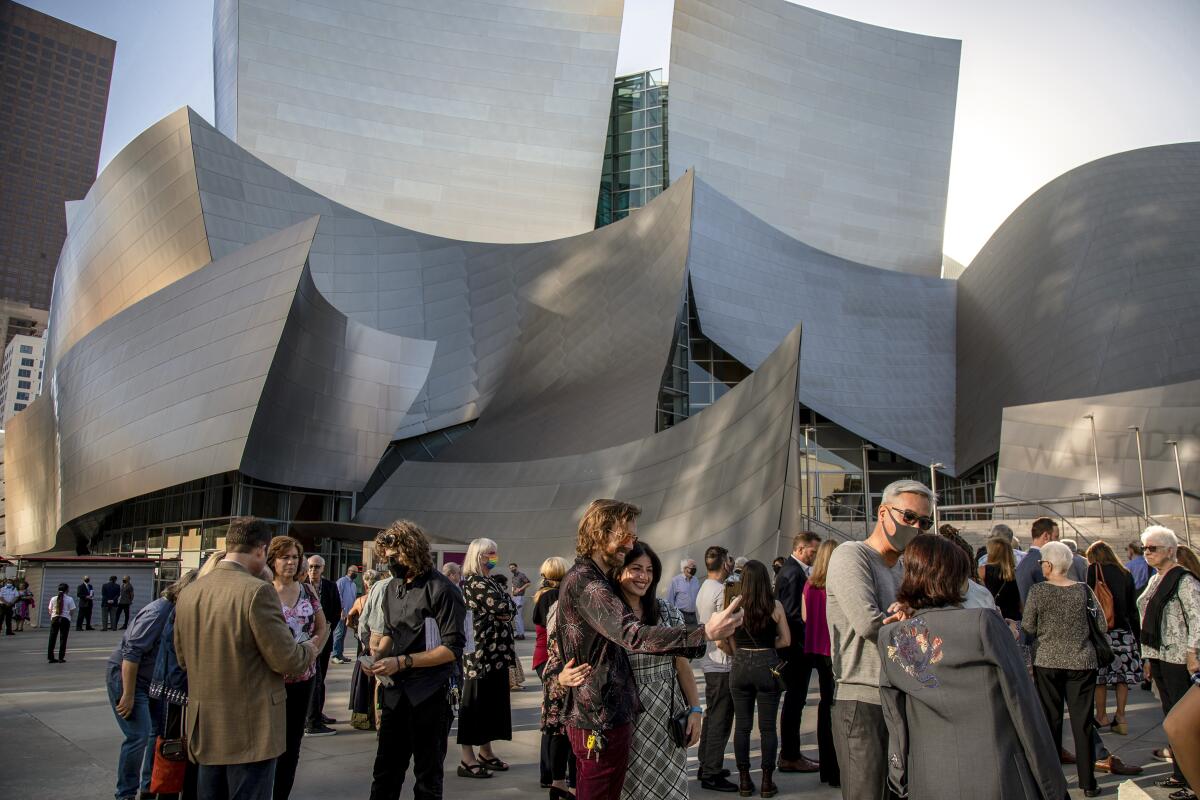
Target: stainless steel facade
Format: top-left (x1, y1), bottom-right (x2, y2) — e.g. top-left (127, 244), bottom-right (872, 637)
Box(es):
top-left (212, 0), bottom-right (623, 244)
top-left (993, 379), bottom-right (1200, 515)
top-left (357, 325), bottom-right (806, 575)
top-left (956, 143), bottom-right (1200, 473)
top-left (668, 0), bottom-right (959, 276)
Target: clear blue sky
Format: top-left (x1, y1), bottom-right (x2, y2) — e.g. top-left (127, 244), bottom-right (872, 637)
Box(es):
top-left (23, 0), bottom-right (1200, 265)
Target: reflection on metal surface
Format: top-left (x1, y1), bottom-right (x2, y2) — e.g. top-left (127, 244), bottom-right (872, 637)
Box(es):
top-left (668, 0), bottom-right (959, 276)
top-left (957, 143), bottom-right (1200, 472)
top-left (357, 325), bottom-right (807, 573)
top-left (213, 0), bottom-right (623, 244)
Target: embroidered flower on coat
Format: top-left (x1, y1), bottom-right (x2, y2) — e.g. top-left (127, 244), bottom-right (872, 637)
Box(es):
top-left (886, 617), bottom-right (944, 688)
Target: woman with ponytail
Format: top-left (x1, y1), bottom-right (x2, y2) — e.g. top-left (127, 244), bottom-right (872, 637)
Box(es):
top-left (47, 582), bottom-right (76, 663)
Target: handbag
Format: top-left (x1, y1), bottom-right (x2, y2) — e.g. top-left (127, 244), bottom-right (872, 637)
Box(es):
top-left (1084, 586), bottom-right (1116, 669)
top-left (667, 678), bottom-right (690, 749)
top-left (1092, 565), bottom-right (1117, 629)
top-left (149, 736), bottom-right (187, 793)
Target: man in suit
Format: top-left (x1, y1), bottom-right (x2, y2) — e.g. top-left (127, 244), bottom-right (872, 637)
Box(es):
top-left (75, 576), bottom-right (95, 631)
top-left (1015, 517), bottom-right (1059, 605)
top-left (304, 554), bottom-right (342, 736)
top-left (776, 531), bottom-right (821, 773)
top-left (174, 517), bottom-right (317, 800)
top-left (100, 575), bottom-right (121, 630)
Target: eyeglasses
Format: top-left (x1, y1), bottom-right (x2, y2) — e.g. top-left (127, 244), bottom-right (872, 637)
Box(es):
top-left (885, 506), bottom-right (934, 531)
top-left (1144, 545), bottom-right (1166, 554)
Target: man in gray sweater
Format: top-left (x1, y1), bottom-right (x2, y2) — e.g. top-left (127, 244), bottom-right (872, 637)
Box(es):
top-left (826, 479), bottom-right (934, 800)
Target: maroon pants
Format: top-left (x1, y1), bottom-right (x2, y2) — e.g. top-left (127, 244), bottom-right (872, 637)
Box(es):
top-left (567, 723), bottom-right (633, 800)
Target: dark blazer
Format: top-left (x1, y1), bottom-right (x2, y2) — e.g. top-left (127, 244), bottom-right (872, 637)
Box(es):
top-left (76, 582), bottom-right (93, 603)
top-left (1087, 563), bottom-right (1140, 636)
top-left (879, 607), bottom-right (1067, 800)
top-left (313, 577), bottom-right (341, 625)
top-left (774, 556), bottom-right (807, 647)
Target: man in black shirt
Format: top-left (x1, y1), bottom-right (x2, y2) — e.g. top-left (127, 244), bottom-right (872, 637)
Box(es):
top-left (365, 521), bottom-right (466, 800)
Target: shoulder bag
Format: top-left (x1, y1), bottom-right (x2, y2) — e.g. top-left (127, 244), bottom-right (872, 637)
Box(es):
top-left (1092, 565), bottom-right (1117, 629)
top-left (1083, 585), bottom-right (1115, 669)
top-left (661, 601), bottom-right (691, 748)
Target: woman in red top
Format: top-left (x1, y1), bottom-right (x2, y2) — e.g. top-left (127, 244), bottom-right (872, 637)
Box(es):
top-left (801, 540), bottom-right (840, 788)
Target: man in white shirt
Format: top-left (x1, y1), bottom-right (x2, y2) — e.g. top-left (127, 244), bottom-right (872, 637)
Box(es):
top-left (0, 580), bottom-right (19, 636)
top-left (697, 545), bottom-right (738, 792)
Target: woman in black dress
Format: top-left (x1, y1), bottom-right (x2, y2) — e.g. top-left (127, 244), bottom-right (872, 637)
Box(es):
top-left (979, 537), bottom-right (1022, 620)
top-left (457, 537), bottom-right (516, 779)
top-left (1085, 541), bottom-right (1142, 736)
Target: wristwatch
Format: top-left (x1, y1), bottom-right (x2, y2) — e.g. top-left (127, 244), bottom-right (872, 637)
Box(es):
top-left (403, 653), bottom-right (414, 670)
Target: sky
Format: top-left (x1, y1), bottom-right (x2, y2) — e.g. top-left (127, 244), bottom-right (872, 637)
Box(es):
top-left (21, 0), bottom-right (1200, 266)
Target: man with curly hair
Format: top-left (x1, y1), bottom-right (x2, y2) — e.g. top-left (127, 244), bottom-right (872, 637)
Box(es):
top-left (359, 520), bottom-right (466, 800)
top-left (554, 499), bottom-right (745, 800)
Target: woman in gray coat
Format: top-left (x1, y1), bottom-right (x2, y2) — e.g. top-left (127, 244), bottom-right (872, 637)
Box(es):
top-left (879, 535), bottom-right (1068, 800)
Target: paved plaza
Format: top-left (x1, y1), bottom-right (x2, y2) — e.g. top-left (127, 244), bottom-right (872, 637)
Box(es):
top-left (0, 629), bottom-right (1183, 799)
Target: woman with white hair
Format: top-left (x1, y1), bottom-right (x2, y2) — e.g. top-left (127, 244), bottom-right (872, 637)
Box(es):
top-left (1136, 525), bottom-right (1200, 798)
top-left (456, 537), bottom-right (516, 779)
top-left (1023, 540), bottom-right (1106, 797)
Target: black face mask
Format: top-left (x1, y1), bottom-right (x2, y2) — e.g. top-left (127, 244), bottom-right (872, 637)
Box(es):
top-left (388, 557), bottom-right (408, 581)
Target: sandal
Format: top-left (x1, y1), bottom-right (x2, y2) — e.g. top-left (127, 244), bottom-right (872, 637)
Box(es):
top-left (1110, 718), bottom-right (1128, 735)
top-left (457, 761), bottom-right (492, 779)
top-left (1158, 778), bottom-right (1188, 789)
top-left (478, 755), bottom-right (510, 772)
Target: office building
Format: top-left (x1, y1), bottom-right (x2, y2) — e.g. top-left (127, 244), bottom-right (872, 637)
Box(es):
top-left (1, 332), bottom-right (44, 423)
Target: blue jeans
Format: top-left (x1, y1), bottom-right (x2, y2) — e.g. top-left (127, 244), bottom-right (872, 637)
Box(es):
top-left (107, 669), bottom-right (154, 800)
top-left (198, 759), bottom-right (276, 800)
top-left (331, 618), bottom-right (347, 660)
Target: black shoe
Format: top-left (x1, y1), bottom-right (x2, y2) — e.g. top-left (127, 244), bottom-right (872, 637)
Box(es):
top-left (86, 627), bottom-right (95, 630)
top-left (48, 658), bottom-right (58, 663)
top-left (457, 761), bottom-right (492, 779)
top-left (303, 724), bottom-right (336, 737)
top-left (1084, 787), bottom-right (1101, 798)
top-left (700, 776), bottom-right (739, 793)
top-left (321, 714), bottom-right (336, 725)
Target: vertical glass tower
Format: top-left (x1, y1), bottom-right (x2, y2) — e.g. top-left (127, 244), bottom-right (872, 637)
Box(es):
top-left (596, 69), bottom-right (668, 228)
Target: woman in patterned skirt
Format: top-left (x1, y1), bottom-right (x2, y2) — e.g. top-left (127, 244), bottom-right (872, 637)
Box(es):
top-left (1085, 541), bottom-right (1143, 735)
top-left (457, 537), bottom-right (517, 779)
top-left (611, 542), bottom-right (702, 800)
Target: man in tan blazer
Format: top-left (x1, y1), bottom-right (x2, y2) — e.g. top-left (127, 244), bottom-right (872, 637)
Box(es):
top-left (175, 517), bottom-right (317, 799)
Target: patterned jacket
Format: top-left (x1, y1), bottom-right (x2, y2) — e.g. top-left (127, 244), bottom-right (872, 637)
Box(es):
top-left (557, 557), bottom-right (705, 732)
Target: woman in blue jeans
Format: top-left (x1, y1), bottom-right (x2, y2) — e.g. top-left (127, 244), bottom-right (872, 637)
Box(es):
top-left (720, 560), bottom-right (790, 798)
top-left (107, 572), bottom-right (197, 800)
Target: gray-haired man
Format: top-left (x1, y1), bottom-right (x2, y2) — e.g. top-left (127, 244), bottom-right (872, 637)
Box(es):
top-left (827, 479), bottom-right (934, 800)
top-left (668, 559), bottom-right (701, 624)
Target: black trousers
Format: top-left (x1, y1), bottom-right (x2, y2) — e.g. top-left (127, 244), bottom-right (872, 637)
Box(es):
top-left (47, 617), bottom-right (70, 661)
top-left (535, 663), bottom-right (576, 788)
top-left (779, 647), bottom-right (813, 761)
top-left (306, 637), bottom-right (333, 726)
top-left (77, 600), bottom-right (93, 630)
top-left (274, 678), bottom-right (314, 800)
top-left (813, 656), bottom-right (840, 785)
top-left (1151, 659), bottom-right (1193, 784)
top-left (370, 689), bottom-right (452, 800)
top-left (831, 699), bottom-right (895, 800)
top-left (0, 604), bottom-right (12, 634)
top-left (1034, 666), bottom-right (1098, 791)
top-left (730, 650), bottom-right (784, 771)
top-left (698, 671), bottom-right (735, 779)
top-left (116, 603), bottom-right (131, 628)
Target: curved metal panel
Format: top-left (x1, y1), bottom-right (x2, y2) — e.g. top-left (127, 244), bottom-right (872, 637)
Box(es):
top-left (956, 143), bottom-right (1200, 473)
top-left (668, 0), bottom-right (959, 276)
top-left (356, 325), bottom-right (804, 577)
top-left (689, 177), bottom-right (956, 469)
top-left (46, 108), bottom-right (211, 371)
top-left (6, 218), bottom-right (436, 554)
top-left (213, 0), bottom-right (622, 243)
top-left (994, 379), bottom-right (1200, 515)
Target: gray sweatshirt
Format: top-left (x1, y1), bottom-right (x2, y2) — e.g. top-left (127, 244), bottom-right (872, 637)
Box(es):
top-left (826, 541), bottom-right (904, 704)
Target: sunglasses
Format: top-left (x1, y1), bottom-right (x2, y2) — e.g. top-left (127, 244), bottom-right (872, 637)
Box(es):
top-left (886, 506), bottom-right (934, 531)
top-left (1143, 545), bottom-right (1167, 554)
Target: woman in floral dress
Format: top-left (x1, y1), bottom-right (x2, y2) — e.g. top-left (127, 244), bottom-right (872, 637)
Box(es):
top-left (457, 537), bottom-right (517, 779)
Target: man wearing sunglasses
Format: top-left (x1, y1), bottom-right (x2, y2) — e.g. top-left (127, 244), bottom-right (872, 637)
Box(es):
top-left (826, 479), bottom-right (934, 800)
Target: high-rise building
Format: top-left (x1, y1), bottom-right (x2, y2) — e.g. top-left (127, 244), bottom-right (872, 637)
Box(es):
top-left (596, 69), bottom-right (669, 228)
top-left (0, 332), bottom-right (44, 423)
top-left (0, 1), bottom-right (114, 311)
top-left (0, 298), bottom-right (48, 346)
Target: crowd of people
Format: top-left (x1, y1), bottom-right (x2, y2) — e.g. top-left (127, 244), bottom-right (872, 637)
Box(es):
top-left (46, 477), bottom-right (1196, 800)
